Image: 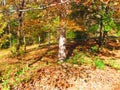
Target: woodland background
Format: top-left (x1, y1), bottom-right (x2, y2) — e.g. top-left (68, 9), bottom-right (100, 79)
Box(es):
top-left (0, 0), bottom-right (120, 90)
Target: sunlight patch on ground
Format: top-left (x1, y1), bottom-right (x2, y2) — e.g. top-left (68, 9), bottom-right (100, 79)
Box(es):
top-left (0, 49), bottom-right (10, 59)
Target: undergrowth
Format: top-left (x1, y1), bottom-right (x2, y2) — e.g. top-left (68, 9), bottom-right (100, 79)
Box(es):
top-left (66, 50), bottom-right (106, 70)
top-left (94, 58), bottom-right (105, 70)
top-left (0, 63), bottom-right (36, 90)
top-left (105, 59), bottom-right (120, 70)
top-left (66, 50), bottom-right (93, 66)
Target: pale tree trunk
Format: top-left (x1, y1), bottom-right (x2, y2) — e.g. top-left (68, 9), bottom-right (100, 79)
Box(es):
top-left (58, 2), bottom-right (67, 62)
top-left (16, 30), bottom-right (21, 51)
top-left (98, 16), bottom-right (103, 48)
top-left (23, 36), bottom-right (26, 52)
top-left (38, 35), bottom-right (40, 47)
top-left (2, 0), bottom-right (6, 5)
top-left (58, 26), bottom-right (66, 61)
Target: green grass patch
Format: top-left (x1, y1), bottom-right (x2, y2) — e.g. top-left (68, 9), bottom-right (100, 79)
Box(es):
top-left (0, 63), bottom-right (35, 89)
top-left (66, 50), bottom-right (93, 66)
top-left (94, 58), bottom-right (105, 70)
top-left (0, 60), bottom-right (51, 90)
top-left (105, 59), bottom-right (120, 70)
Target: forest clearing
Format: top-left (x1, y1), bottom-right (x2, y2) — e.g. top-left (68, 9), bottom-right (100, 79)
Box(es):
top-left (0, 0), bottom-right (120, 90)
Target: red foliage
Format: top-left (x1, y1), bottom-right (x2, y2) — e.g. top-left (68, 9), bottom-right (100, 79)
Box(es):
top-left (76, 0), bottom-right (81, 3)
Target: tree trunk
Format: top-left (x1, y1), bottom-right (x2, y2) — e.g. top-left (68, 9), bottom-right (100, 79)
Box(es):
top-left (16, 0), bottom-right (25, 53)
top-left (23, 36), bottom-right (26, 52)
top-left (8, 24), bottom-right (12, 47)
top-left (98, 18), bottom-right (103, 48)
top-left (2, 0), bottom-right (6, 6)
top-left (48, 32), bottom-right (50, 50)
top-left (58, 26), bottom-right (66, 61)
top-left (102, 5), bottom-right (108, 47)
top-left (58, 3), bottom-right (67, 62)
top-left (38, 35), bottom-right (40, 47)
top-left (16, 30), bottom-right (21, 51)
top-left (102, 31), bottom-right (107, 46)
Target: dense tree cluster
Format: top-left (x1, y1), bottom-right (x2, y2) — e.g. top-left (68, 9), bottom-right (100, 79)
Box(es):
top-left (0, 0), bottom-right (120, 61)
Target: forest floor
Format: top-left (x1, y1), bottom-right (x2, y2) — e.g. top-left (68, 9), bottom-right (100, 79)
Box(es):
top-left (0, 39), bottom-right (120, 90)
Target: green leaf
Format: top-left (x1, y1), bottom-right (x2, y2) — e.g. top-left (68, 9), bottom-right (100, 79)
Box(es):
top-left (104, 25), bottom-right (111, 32)
top-left (0, 14), bottom-right (3, 18)
top-left (116, 31), bottom-right (120, 36)
top-left (89, 24), bottom-right (99, 33)
top-left (94, 59), bottom-right (105, 69)
top-left (0, 14), bottom-right (7, 35)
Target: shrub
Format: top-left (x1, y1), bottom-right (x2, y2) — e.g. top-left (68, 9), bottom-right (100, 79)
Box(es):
top-left (90, 46), bottom-right (99, 53)
top-left (94, 58), bottom-right (105, 69)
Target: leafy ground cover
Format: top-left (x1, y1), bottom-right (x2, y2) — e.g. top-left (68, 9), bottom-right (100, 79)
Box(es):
top-left (0, 39), bottom-right (120, 90)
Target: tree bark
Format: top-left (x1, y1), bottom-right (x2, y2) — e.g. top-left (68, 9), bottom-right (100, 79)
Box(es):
top-left (2, 0), bottom-right (6, 6)
top-left (16, 30), bottom-right (21, 51)
top-left (48, 32), bottom-right (50, 50)
top-left (23, 36), bottom-right (26, 52)
top-left (8, 24), bottom-right (12, 48)
top-left (38, 35), bottom-right (40, 47)
top-left (58, 25), bottom-right (66, 61)
top-left (98, 17), bottom-right (103, 48)
top-left (16, 0), bottom-right (25, 52)
top-left (58, 3), bottom-right (67, 62)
